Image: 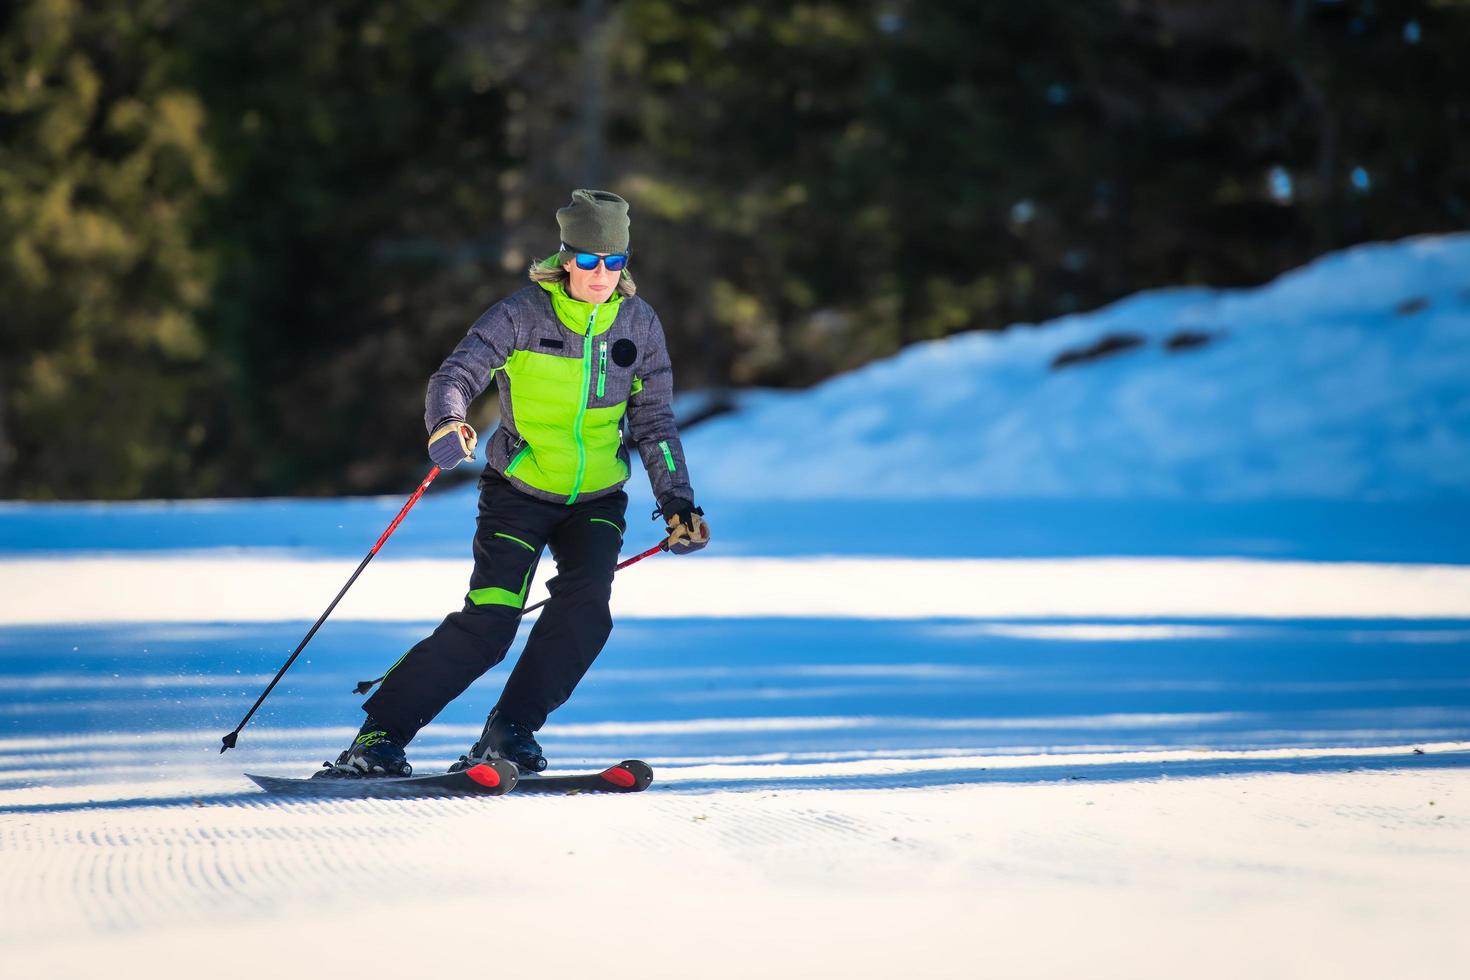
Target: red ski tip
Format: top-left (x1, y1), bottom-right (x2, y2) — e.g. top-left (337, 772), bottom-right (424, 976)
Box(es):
top-left (465, 764), bottom-right (502, 788)
top-left (599, 765), bottom-right (637, 788)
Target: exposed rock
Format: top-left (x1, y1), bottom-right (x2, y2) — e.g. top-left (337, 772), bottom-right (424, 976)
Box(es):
top-left (1164, 329), bottom-right (1222, 352)
top-left (1050, 332), bottom-right (1146, 370)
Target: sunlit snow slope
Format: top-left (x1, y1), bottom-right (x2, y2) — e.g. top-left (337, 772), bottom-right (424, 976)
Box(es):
top-left (691, 234), bottom-right (1470, 499)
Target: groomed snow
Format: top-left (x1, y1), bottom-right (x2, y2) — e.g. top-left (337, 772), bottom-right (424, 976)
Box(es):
top-left (2, 770), bottom-right (1467, 980)
top-left (2, 235), bottom-right (1468, 979)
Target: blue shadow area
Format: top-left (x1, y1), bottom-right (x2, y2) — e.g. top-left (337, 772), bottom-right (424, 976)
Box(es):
top-left (4, 493), bottom-right (1468, 562)
top-left (2, 618), bottom-right (1467, 771)
top-left (694, 497), bottom-right (1470, 563)
top-left (0, 490), bottom-right (482, 558)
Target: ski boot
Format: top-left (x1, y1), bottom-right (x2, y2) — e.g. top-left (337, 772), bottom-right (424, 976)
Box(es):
top-left (449, 708), bottom-right (548, 774)
top-left (313, 721), bottom-right (413, 779)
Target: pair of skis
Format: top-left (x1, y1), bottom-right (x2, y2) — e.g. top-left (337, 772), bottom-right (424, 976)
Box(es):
top-left (245, 758), bottom-right (652, 798)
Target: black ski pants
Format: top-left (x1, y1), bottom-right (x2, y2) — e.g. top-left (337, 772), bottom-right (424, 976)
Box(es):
top-left (364, 470), bottom-right (628, 742)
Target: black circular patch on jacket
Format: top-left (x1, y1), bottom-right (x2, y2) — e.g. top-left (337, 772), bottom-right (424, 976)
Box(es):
top-left (612, 338), bottom-right (638, 368)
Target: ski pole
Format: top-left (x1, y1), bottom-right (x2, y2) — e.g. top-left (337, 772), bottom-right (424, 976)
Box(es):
top-left (521, 539), bottom-right (668, 617)
top-left (220, 466), bottom-right (442, 753)
top-left (351, 539), bottom-right (670, 695)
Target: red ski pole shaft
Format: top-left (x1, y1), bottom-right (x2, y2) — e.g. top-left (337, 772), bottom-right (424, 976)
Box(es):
top-left (518, 540), bottom-right (669, 618)
top-left (220, 466), bottom-right (442, 753)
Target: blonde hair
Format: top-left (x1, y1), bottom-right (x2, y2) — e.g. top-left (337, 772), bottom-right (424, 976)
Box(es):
top-left (528, 251), bottom-right (637, 298)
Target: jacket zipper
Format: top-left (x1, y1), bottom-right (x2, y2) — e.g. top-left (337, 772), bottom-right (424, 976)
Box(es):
top-left (596, 341), bottom-right (608, 398)
top-left (567, 304), bottom-right (599, 505)
top-left (505, 441), bottom-right (530, 476)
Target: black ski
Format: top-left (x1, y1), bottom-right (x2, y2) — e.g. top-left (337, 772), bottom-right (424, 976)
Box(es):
top-left (244, 758), bottom-right (653, 797)
top-left (245, 759), bottom-right (518, 798)
top-left (511, 759), bottom-right (654, 794)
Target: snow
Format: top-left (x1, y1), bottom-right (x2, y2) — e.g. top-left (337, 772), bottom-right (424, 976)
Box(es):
top-left (2, 771), bottom-right (1467, 980)
top-left (2, 234), bottom-right (1469, 979)
top-left (687, 234), bottom-right (1470, 500)
top-left (6, 554), bottom-right (1470, 623)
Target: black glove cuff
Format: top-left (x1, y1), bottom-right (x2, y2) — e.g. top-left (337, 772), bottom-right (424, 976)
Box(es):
top-left (654, 499), bottom-right (702, 523)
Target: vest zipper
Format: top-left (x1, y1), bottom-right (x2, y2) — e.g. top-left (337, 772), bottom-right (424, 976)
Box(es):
top-left (567, 304), bottom-right (599, 505)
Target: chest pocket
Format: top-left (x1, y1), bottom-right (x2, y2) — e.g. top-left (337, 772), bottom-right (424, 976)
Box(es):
top-left (590, 334), bottom-right (636, 408)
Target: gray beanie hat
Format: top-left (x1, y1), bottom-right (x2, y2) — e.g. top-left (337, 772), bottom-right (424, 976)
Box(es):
top-left (557, 189), bottom-right (630, 253)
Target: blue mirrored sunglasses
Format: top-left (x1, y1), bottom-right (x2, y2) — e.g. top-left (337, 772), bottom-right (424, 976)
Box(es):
top-left (564, 245), bottom-right (628, 272)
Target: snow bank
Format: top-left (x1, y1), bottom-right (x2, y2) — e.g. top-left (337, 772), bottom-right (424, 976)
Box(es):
top-left (688, 234), bottom-right (1470, 499)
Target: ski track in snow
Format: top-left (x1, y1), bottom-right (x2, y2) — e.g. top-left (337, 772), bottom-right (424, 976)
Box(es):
top-left (1, 610), bottom-right (1467, 978)
top-left (2, 771), bottom-right (1467, 979)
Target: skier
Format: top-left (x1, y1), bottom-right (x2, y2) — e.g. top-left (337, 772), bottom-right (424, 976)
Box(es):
top-left (317, 189), bottom-right (709, 778)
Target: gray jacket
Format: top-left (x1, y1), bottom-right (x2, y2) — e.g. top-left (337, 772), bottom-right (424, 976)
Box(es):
top-left (426, 284), bottom-right (694, 513)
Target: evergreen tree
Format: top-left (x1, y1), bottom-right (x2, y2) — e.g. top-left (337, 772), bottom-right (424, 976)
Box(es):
top-left (0, 0), bottom-right (218, 498)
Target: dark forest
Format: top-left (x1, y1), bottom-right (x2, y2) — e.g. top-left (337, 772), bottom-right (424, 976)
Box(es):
top-left (2, 0), bottom-right (1466, 498)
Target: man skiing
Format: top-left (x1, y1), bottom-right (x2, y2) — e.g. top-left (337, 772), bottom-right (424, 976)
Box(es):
top-left (318, 189), bottom-right (709, 778)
